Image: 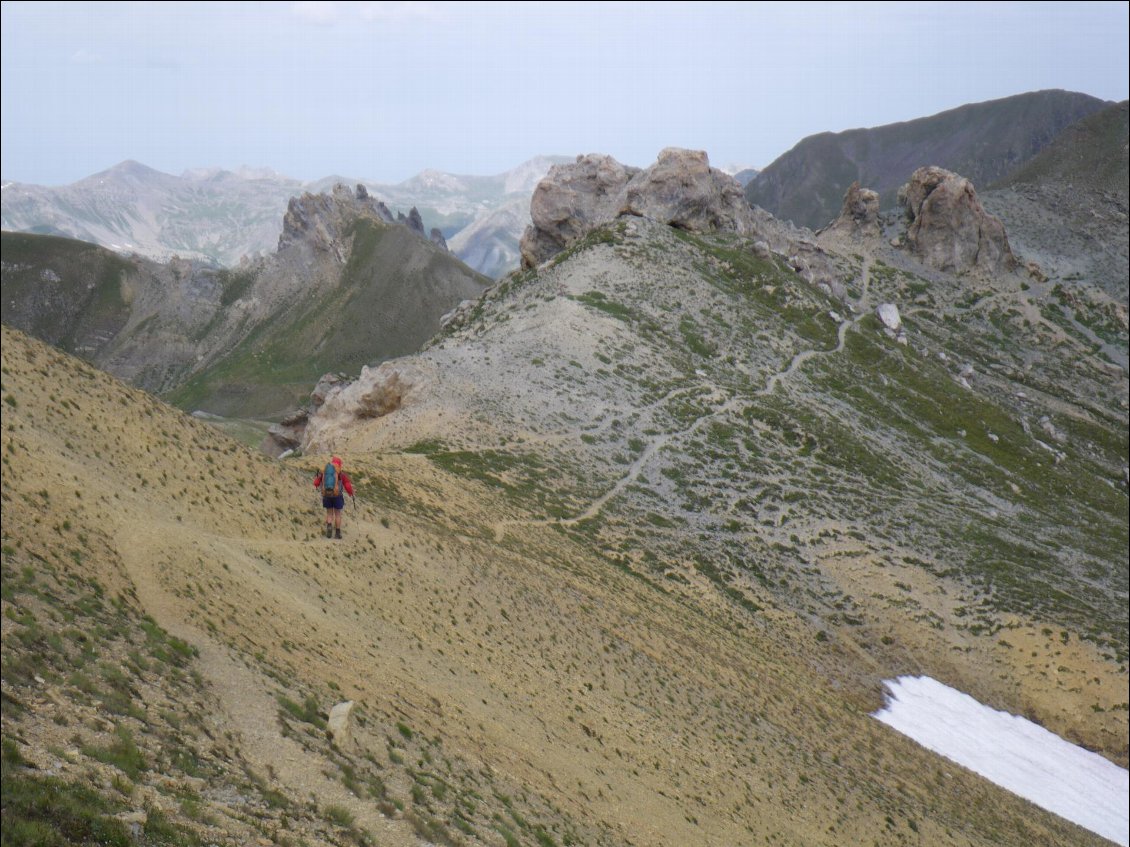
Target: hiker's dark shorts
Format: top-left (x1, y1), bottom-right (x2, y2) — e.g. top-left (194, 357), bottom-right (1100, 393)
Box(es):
top-left (322, 494), bottom-right (345, 510)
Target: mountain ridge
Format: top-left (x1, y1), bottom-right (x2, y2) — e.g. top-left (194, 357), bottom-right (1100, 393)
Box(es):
top-left (2, 156), bottom-right (571, 276)
top-left (1, 184), bottom-right (490, 419)
top-left (2, 109), bottom-right (1126, 847)
top-left (747, 89), bottom-right (1111, 230)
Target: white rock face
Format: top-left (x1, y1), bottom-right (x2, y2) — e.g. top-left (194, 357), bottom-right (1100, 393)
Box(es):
top-left (877, 303), bottom-right (902, 331)
top-left (303, 361), bottom-right (427, 453)
top-left (327, 700), bottom-right (354, 750)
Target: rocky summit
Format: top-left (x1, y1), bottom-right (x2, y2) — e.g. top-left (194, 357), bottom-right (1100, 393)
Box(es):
top-left (520, 148), bottom-right (754, 268)
top-left (819, 180), bottom-right (881, 240)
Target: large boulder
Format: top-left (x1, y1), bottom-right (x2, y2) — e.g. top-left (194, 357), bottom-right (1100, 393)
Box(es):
top-left (520, 154), bottom-right (639, 268)
top-left (898, 167), bottom-right (1016, 275)
top-left (618, 148), bottom-right (756, 235)
top-left (303, 361), bottom-right (423, 453)
top-left (327, 701), bottom-right (355, 751)
top-left (519, 149), bottom-right (756, 268)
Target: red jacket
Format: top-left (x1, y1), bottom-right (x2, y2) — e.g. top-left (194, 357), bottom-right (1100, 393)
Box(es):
top-left (313, 468), bottom-right (354, 497)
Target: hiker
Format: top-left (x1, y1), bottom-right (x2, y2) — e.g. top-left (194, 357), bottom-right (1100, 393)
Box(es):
top-left (313, 456), bottom-right (355, 539)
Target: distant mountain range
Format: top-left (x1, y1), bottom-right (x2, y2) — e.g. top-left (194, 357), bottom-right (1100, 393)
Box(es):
top-left (746, 89), bottom-right (1111, 230)
top-left (1, 156), bottom-right (571, 278)
top-left (1, 184), bottom-right (489, 418)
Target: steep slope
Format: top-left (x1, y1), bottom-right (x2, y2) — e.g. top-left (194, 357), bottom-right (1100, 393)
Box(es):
top-left (982, 100), bottom-right (1130, 303)
top-left (1, 185), bottom-right (490, 419)
top-left (4, 307), bottom-right (1117, 846)
top-left (747, 89), bottom-right (1109, 230)
top-left (0, 231), bottom-right (142, 355)
top-left (308, 174), bottom-right (1127, 784)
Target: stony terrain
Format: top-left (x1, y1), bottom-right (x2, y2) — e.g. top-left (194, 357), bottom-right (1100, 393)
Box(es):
top-left (2, 140), bottom-right (1127, 847)
top-left (982, 100), bottom-right (1130, 307)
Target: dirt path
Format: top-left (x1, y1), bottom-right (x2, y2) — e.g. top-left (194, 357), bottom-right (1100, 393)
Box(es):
top-left (763, 254), bottom-right (871, 394)
top-left (494, 256), bottom-right (876, 538)
top-left (115, 519), bottom-right (414, 846)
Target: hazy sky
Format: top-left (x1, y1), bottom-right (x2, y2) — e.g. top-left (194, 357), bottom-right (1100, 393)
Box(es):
top-left (2, 1), bottom-right (1127, 185)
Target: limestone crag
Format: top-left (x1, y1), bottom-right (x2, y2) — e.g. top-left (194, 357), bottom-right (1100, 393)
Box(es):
top-left (819, 181), bottom-right (881, 240)
top-left (303, 361), bottom-right (423, 452)
top-left (260, 373), bottom-right (350, 457)
top-left (279, 184), bottom-right (390, 256)
top-left (619, 148), bottom-right (757, 235)
top-left (279, 186), bottom-right (449, 257)
top-left (520, 154), bottom-right (641, 269)
top-left (520, 148), bottom-right (758, 268)
top-left (898, 167), bottom-right (1017, 275)
top-left (430, 227), bottom-right (449, 251)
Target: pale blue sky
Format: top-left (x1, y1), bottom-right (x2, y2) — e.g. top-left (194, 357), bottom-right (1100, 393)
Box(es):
top-left (2, 1), bottom-right (1127, 185)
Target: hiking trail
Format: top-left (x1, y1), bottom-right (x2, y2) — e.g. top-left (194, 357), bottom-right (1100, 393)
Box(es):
top-left (493, 255), bottom-right (874, 538)
top-left (115, 520), bottom-right (416, 847)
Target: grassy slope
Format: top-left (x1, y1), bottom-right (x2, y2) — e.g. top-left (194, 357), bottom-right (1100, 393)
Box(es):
top-left (166, 220), bottom-right (488, 419)
top-left (993, 100), bottom-right (1129, 195)
top-left (0, 231), bottom-right (135, 354)
top-left (4, 307), bottom-right (1117, 845)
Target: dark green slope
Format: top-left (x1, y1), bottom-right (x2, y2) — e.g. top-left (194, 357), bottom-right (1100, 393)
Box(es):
top-left (992, 100), bottom-right (1129, 196)
top-left (167, 220), bottom-right (488, 417)
top-left (0, 232), bottom-right (137, 354)
top-left (747, 89), bottom-right (1109, 229)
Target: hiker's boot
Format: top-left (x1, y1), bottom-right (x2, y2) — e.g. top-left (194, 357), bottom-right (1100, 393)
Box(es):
top-left (326, 524), bottom-right (334, 538)
top-left (334, 527), bottom-right (342, 540)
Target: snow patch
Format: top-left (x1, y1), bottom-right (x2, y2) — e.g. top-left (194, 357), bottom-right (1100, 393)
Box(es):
top-left (873, 676), bottom-right (1128, 846)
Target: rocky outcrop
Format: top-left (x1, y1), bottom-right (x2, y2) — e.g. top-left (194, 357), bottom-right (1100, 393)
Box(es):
top-left (260, 373), bottom-right (350, 458)
top-left (280, 187), bottom-right (447, 257)
top-left (519, 148), bottom-right (757, 268)
top-left (399, 207), bottom-right (427, 237)
top-left (619, 148), bottom-right (756, 235)
top-left (520, 154), bottom-right (640, 269)
top-left (279, 184), bottom-right (393, 254)
top-left (303, 361), bottom-right (423, 453)
top-left (898, 167), bottom-right (1016, 275)
top-left (820, 182), bottom-right (880, 240)
top-left (430, 227), bottom-right (449, 251)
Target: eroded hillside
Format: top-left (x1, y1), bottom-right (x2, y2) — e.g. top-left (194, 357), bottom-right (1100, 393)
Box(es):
top-left (306, 209), bottom-right (1128, 770)
top-left (4, 252), bottom-right (1121, 847)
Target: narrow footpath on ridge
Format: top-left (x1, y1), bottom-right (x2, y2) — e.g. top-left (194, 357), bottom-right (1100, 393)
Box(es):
top-left (492, 254), bottom-right (874, 539)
